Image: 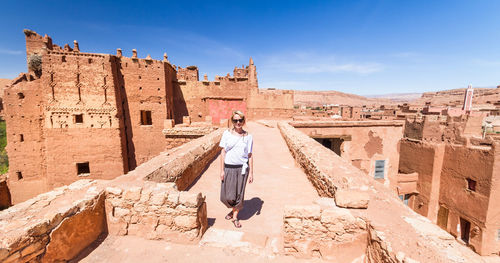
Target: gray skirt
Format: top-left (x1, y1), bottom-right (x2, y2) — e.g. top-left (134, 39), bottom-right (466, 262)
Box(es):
top-left (220, 165), bottom-right (249, 209)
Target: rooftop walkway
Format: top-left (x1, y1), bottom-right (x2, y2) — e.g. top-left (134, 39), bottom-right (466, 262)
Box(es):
top-left (188, 121), bottom-right (319, 253)
top-left (80, 122), bottom-right (322, 261)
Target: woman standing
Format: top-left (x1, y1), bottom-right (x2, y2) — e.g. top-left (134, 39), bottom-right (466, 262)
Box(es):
top-left (219, 110), bottom-right (254, 228)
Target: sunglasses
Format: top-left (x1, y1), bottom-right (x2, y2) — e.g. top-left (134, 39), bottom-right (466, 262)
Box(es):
top-left (232, 118), bottom-right (244, 123)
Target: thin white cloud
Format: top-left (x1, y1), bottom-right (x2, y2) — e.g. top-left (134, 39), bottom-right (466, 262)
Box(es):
top-left (260, 52), bottom-right (384, 75)
top-left (0, 48), bottom-right (23, 55)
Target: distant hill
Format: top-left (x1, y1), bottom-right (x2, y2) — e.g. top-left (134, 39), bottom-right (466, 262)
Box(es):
top-left (413, 87), bottom-right (500, 106)
top-left (366, 93), bottom-right (422, 103)
top-left (292, 90), bottom-right (395, 107)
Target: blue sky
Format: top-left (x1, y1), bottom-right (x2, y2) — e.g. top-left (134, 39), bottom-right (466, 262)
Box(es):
top-left (1, 0), bottom-right (500, 95)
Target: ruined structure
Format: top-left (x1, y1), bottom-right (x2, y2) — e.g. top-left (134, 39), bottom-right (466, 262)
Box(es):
top-left (399, 115), bottom-right (500, 256)
top-left (0, 29), bottom-right (498, 262)
top-left (3, 30), bottom-right (293, 204)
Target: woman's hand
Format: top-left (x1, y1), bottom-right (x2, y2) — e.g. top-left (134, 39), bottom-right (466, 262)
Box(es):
top-left (220, 171), bottom-right (225, 181)
top-left (249, 173), bottom-right (254, 183)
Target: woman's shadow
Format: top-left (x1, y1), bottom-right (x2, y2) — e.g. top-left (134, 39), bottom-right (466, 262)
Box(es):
top-left (238, 197), bottom-right (264, 221)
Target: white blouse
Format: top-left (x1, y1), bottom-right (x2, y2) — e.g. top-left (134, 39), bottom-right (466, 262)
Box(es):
top-left (219, 130), bottom-right (253, 173)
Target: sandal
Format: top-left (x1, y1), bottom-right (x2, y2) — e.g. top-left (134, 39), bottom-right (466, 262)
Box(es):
top-left (225, 211), bottom-right (234, 220)
top-left (232, 219), bottom-right (242, 228)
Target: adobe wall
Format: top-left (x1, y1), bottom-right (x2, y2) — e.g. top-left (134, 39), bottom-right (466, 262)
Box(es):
top-left (5, 31), bottom-right (182, 203)
top-left (174, 78), bottom-right (250, 124)
top-left (117, 56), bottom-right (176, 167)
top-left (440, 144), bottom-right (495, 255)
top-left (291, 121), bottom-right (404, 191)
top-left (0, 128), bottom-right (221, 262)
top-left (278, 121), bottom-right (488, 262)
top-left (483, 147), bottom-right (500, 255)
top-left (0, 180), bottom-right (11, 210)
top-left (247, 89), bottom-right (294, 120)
top-left (4, 74), bottom-right (48, 204)
top-left (398, 139), bottom-right (444, 221)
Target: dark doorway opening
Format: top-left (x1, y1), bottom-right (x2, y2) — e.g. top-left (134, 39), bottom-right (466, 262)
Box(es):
top-left (460, 217), bottom-right (471, 244)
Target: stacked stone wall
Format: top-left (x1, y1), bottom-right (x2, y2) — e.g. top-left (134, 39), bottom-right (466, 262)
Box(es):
top-left (283, 199), bottom-right (368, 262)
top-left (104, 183), bottom-right (206, 242)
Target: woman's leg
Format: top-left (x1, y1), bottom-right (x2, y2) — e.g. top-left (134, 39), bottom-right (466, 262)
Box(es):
top-left (232, 207), bottom-right (242, 228)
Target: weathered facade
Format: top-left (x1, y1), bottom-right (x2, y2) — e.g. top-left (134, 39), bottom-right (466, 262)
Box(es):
top-left (291, 120), bottom-right (404, 191)
top-left (398, 116), bottom-right (500, 256)
top-left (4, 30), bottom-right (294, 203)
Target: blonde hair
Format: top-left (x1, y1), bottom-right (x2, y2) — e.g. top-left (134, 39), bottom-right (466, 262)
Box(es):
top-left (231, 110), bottom-right (245, 121)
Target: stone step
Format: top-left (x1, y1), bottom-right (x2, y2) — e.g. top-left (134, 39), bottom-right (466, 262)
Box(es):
top-left (199, 228), bottom-right (280, 257)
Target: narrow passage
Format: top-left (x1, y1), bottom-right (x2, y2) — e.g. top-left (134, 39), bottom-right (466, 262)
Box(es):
top-left (188, 121), bottom-right (319, 248)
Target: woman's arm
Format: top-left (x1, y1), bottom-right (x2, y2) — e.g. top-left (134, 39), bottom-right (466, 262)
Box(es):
top-left (248, 153), bottom-right (253, 183)
top-left (220, 149), bottom-right (226, 181)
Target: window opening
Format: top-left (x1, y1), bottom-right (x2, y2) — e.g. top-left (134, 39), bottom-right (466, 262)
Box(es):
top-left (374, 160), bottom-right (385, 179)
top-left (19, 134), bottom-right (24, 142)
top-left (77, 162), bottom-right (90, 176)
top-left (399, 194), bottom-right (411, 206)
top-left (17, 92), bottom-right (25, 99)
top-left (140, 110), bottom-right (152, 125)
top-left (467, 178), bottom-right (476, 191)
top-left (62, 56), bottom-right (66, 62)
top-left (75, 114), bottom-right (83, 124)
top-left (16, 171), bottom-right (23, 180)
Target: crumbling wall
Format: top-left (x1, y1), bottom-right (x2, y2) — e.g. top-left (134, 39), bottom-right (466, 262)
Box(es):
top-left (278, 121), bottom-right (488, 262)
top-left (283, 199), bottom-right (367, 262)
top-left (398, 139), bottom-right (444, 220)
top-left (0, 180), bottom-right (107, 263)
top-left (0, 128), bottom-right (220, 262)
top-left (4, 74), bottom-right (47, 204)
top-left (440, 144), bottom-right (495, 254)
top-left (104, 183), bottom-right (206, 242)
top-left (290, 121), bottom-right (404, 191)
top-left (145, 129), bottom-right (223, 190)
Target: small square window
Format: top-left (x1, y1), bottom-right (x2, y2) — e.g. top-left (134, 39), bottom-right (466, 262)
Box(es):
top-left (467, 178), bottom-right (476, 192)
top-left (75, 114), bottom-right (83, 124)
top-left (77, 162), bottom-right (90, 176)
top-left (140, 110), bottom-right (152, 125)
top-left (17, 93), bottom-right (25, 99)
top-left (16, 171), bottom-right (23, 180)
top-left (62, 56), bottom-right (66, 62)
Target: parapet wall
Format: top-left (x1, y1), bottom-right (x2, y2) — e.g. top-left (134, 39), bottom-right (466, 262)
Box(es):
top-left (278, 122), bottom-right (371, 208)
top-left (0, 129), bottom-right (222, 262)
top-left (283, 198), bottom-right (368, 262)
top-left (145, 128), bottom-right (223, 190)
top-left (277, 121), bottom-right (488, 263)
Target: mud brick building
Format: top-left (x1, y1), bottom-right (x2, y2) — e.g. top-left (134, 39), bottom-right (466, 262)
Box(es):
top-left (398, 115), bottom-right (500, 255)
top-left (3, 30), bottom-right (293, 203)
